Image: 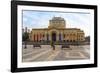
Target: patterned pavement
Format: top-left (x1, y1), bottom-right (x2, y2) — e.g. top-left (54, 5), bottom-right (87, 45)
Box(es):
top-left (22, 45), bottom-right (90, 62)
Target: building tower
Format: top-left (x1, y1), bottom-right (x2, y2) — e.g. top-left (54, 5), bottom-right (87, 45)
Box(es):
top-left (48, 17), bottom-right (66, 29)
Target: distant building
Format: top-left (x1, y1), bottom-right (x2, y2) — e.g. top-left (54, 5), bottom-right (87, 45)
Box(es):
top-left (29, 17), bottom-right (85, 42)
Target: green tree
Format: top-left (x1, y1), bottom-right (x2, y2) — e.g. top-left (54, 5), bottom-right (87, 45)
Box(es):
top-left (22, 32), bottom-right (29, 42)
top-left (22, 32), bottom-right (29, 49)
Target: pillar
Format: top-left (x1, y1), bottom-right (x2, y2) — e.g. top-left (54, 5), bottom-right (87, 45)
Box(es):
top-left (49, 33), bottom-right (51, 41)
top-left (56, 33), bottom-right (59, 41)
top-left (61, 33), bottom-right (63, 41)
top-left (40, 33), bottom-right (42, 41)
top-left (38, 33), bottom-right (40, 41)
top-left (43, 33), bottom-right (46, 41)
top-left (35, 34), bottom-right (37, 42)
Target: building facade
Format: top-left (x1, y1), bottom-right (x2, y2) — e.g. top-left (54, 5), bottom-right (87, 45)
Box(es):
top-left (29, 17), bottom-right (85, 42)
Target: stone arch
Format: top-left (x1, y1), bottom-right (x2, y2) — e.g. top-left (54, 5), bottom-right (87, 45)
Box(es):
top-left (48, 29), bottom-right (59, 41)
top-left (52, 31), bottom-right (56, 42)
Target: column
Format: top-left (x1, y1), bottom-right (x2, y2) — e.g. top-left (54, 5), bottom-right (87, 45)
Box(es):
top-left (65, 34), bottom-right (67, 41)
top-left (41, 34), bottom-right (43, 41)
top-left (33, 34), bottom-right (35, 42)
top-left (38, 33), bottom-right (40, 41)
top-left (59, 33), bottom-right (62, 41)
top-left (40, 33), bottom-right (41, 41)
top-left (44, 33), bottom-right (47, 41)
top-left (32, 35), bottom-right (33, 41)
top-left (46, 33), bottom-right (48, 41)
top-left (61, 33), bottom-right (63, 41)
top-left (32, 34), bottom-right (34, 41)
top-left (49, 33), bottom-right (51, 41)
top-left (37, 34), bottom-right (38, 42)
top-left (35, 34), bottom-right (37, 42)
top-left (56, 33), bottom-right (59, 41)
top-left (34, 34), bottom-right (36, 42)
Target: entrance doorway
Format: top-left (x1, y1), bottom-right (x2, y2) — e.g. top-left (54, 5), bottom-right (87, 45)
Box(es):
top-left (52, 32), bottom-right (56, 42)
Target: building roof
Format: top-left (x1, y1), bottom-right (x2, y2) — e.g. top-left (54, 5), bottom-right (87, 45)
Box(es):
top-left (32, 28), bottom-right (80, 30)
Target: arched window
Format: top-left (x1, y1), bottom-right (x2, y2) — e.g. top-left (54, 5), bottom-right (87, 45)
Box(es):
top-left (35, 34), bottom-right (37, 42)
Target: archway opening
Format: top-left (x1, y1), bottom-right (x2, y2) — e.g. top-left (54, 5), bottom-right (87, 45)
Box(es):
top-left (52, 32), bottom-right (56, 42)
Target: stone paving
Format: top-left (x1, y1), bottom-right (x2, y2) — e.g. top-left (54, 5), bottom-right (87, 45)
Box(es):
top-left (22, 45), bottom-right (90, 62)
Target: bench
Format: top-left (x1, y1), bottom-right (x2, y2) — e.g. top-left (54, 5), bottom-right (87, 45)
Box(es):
top-left (61, 45), bottom-right (71, 50)
top-left (33, 44), bottom-right (41, 48)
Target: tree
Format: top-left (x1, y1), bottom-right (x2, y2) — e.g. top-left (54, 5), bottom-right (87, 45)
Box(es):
top-left (22, 32), bottom-right (29, 49)
top-left (22, 32), bottom-right (29, 42)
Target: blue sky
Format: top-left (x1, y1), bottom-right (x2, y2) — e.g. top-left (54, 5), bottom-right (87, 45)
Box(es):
top-left (22, 10), bottom-right (91, 36)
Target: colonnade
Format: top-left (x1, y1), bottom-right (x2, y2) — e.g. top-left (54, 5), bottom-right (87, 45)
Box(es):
top-left (30, 32), bottom-right (84, 42)
top-left (31, 32), bottom-right (64, 42)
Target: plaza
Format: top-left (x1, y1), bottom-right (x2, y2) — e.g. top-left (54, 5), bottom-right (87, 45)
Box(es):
top-left (22, 45), bottom-right (90, 62)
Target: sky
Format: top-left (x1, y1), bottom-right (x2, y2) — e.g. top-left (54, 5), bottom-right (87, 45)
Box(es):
top-left (22, 10), bottom-right (91, 36)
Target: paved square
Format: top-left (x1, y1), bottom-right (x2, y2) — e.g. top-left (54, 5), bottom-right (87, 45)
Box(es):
top-left (22, 45), bottom-right (90, 62)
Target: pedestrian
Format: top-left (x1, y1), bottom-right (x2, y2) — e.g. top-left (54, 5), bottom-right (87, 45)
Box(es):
top-left (52, 44), bottom-right (55, 50)
top-left (50, 41), bottom-right (55, 50)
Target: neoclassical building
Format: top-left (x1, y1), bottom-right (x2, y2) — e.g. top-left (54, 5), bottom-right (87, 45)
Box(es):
top-left (29, 17), bottom-right (85, 42)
